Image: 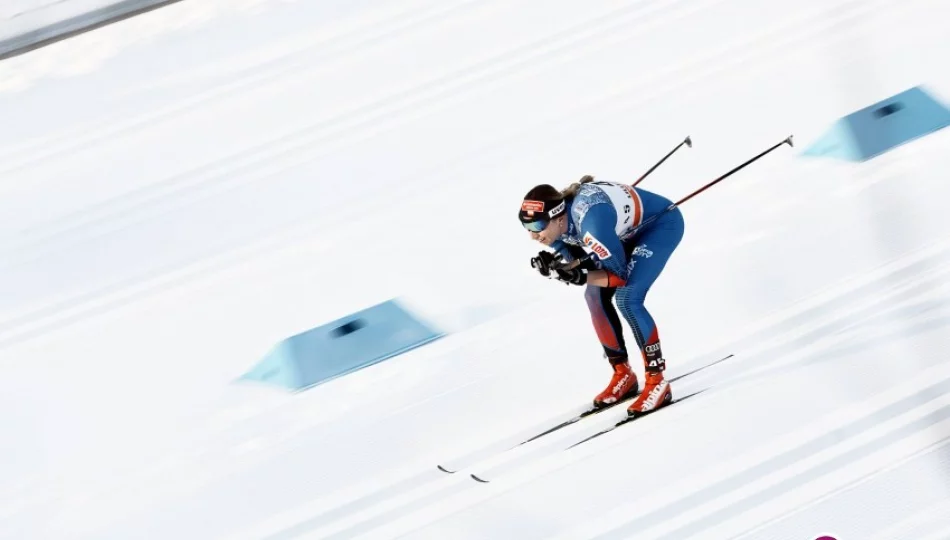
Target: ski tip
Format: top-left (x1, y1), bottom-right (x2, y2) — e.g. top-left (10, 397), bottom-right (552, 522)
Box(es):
top-left (471, 474), bottom-right (490, 483)
top-left (437, 465), bottom-right (455, 474)
top-left (684, 135), bottom-right (693, 147)
top-left (785, 134), bottom-right (794, 147)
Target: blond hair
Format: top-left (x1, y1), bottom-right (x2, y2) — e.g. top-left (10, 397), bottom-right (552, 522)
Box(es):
top-left (560, 174), bottom-right (595, 199)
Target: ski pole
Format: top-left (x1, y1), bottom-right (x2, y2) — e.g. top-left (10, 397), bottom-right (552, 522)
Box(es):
top-left (631, 135), bottom-right (692, 187)
top-left (558, 135), bottom-right (794, 271)
top-left (670, 134), bottom-right (793, 208)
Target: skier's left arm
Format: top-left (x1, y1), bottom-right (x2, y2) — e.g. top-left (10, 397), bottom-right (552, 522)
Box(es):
top-left (574, 203), bottom-right (629, 287)
top-left (549, 239), bottom-right (575, 262)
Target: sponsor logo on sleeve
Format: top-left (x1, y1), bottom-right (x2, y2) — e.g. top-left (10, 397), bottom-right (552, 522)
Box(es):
top-left (583, 232), bottom-right (612, 260)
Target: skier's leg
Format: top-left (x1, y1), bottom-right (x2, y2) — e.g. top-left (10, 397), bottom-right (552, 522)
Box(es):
top-left (585, 284), bottom-right (639, 407)
top-left (615, 208), bottom-right (685, 415)
top-left (584, 285), bottom-right (627, 362)
top-left (570, 242), bottom-right (634, 370)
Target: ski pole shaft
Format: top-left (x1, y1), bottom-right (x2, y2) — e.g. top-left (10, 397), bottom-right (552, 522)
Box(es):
top-left (558, 135), bottom-right (793, 271)
top-left (631, 135), bottom-right (692, 187)
top-left (634, 134), bottom-right (793, 231)
top-left (671, 134), bottom-right (793, 207)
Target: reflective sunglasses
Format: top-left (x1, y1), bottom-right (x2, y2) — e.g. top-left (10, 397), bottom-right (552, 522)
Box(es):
top-left (522, 219), bottom-right (549, 233)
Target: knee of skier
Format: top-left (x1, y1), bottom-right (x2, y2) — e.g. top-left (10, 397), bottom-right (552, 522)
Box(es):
top-left (617, 284), bottom-right (648, 311)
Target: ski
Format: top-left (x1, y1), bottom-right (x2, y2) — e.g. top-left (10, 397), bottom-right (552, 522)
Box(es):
top-left (565, 388), bottom-right (709, 450)
top-left (435, 353), bottom-right (733, 475)
top-left (511, 353), bottom-right (732, 447)
top-left (467, 389), bottom-right (711, 483)
top-left (514, 391), bottom-right (637, 446)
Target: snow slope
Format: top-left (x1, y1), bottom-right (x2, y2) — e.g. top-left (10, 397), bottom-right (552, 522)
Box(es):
top-left (1, 0), bottom-right (949, 538)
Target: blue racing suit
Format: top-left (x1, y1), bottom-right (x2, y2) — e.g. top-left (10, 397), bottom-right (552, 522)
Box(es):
top-left (550, 180), bottom-right (685, 371)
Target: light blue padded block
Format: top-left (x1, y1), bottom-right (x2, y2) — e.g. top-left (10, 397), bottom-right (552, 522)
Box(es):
top-left (241, 299), bottom-right (444, 391)
top-left (803, 86), bottom-right (950, 162)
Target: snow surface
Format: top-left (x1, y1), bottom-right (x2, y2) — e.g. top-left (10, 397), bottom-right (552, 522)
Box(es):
top-left (1, 0), bottom-right (950, 538)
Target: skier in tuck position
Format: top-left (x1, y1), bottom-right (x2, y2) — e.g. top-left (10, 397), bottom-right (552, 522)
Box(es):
top-left (518, 175), bottom-right (685, 417)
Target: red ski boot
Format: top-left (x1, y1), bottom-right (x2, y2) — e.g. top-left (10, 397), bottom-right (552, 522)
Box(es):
top-left (627, 339), bottom-right (672, 417)
top-left (593, 361), bottom-right (639, 409)
top-left (627, 371), bottom-right (671, 417)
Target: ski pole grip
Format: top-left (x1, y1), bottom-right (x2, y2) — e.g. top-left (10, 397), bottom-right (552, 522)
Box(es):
top-left (556, 253), bottom-right (592, 271)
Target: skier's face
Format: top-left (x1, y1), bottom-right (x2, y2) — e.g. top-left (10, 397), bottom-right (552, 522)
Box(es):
top-left (529, 216), bottom-right (564, 245)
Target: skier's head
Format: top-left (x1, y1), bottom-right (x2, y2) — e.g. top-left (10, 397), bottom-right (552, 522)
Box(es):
top-left (518, 175), bottom-right (594, 245)
top-left (518, 184), bottom-right (568, 245)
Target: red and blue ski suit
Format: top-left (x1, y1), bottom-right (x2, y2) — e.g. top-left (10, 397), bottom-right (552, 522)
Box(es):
top-left (551, 180), bottom-right (685, 369)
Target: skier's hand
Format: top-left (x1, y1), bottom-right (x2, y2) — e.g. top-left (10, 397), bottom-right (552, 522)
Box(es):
top-left (530, 250), bottom-right (562, 278)
top-left (554, 267), bottom-right (587, 286)
top-left (575, 253), bottom-right (600, 271)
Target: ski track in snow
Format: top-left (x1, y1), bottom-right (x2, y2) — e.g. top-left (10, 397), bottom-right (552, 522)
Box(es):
top-left (1, 0), bottom-right (950, 539)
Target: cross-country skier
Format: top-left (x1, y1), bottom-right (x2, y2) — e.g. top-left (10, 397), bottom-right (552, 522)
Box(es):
top-left (518, 175), bottom-right (685, 417)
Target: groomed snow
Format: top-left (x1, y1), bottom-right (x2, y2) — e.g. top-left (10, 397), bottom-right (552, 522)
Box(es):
top-left (1, 0), bottom-right (949, 538)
